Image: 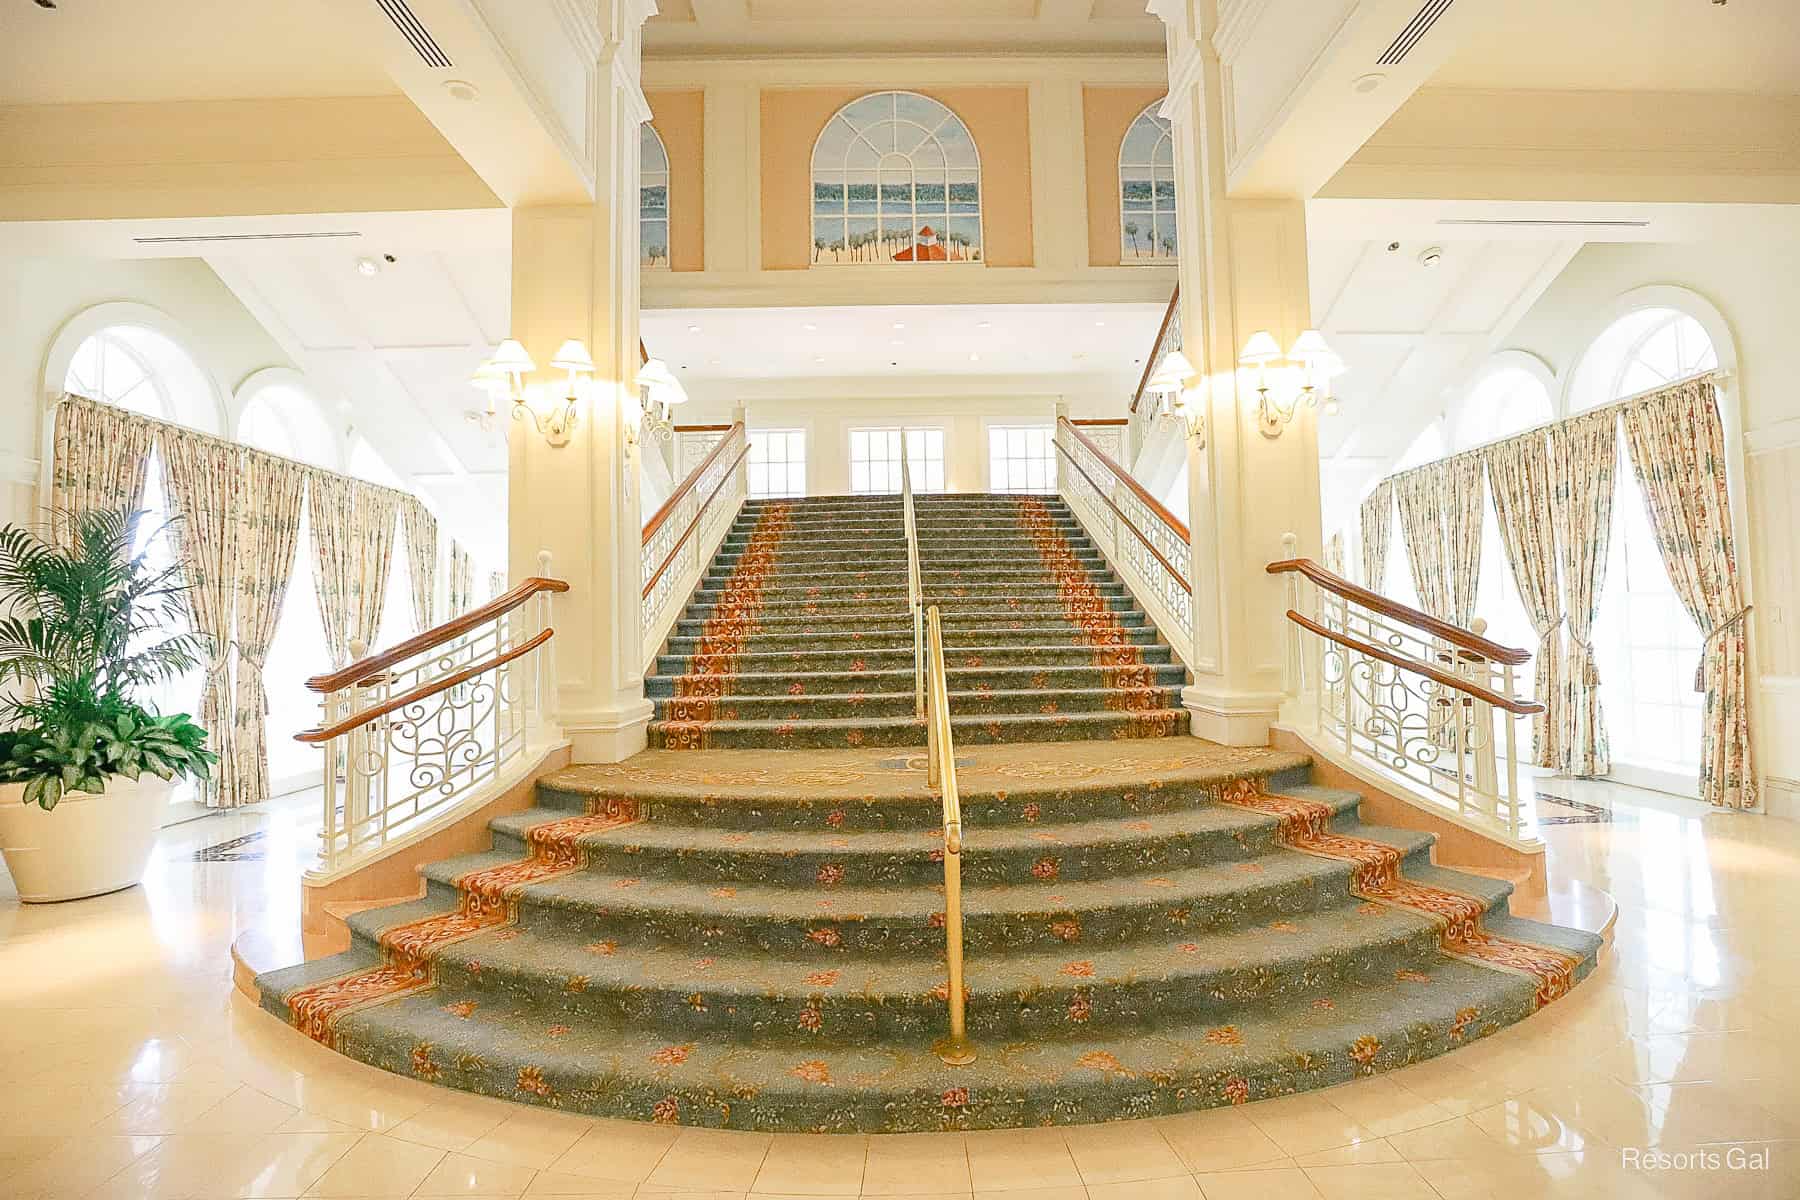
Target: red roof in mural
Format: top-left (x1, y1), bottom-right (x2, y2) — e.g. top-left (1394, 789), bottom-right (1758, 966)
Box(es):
top-left (893, 225), bottom-right (948, 262)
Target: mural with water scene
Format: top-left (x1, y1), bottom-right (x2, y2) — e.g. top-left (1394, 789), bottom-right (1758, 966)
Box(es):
top-left (811, 91), bottom-right (982, 265)
top-left (1120, 103), bottom-right (1176, 263)
top-left (641, 124), bottom-right (670, 270)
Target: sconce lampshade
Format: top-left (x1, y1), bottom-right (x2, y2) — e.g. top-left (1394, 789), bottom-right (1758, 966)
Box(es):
top-left (550, 339), bottom-right (595, 375)
top-left (469, 359), bottom-right (509, 394)
top-left (1238, 330), bottom-right (1282, 365)
top-left (490, 338), bottom-right (536, 376)
top-left (1147, 349), bottom-right (1197, 394)
top-left (1287, 329), bottom-right (1334, 365)
top-left (636, 357), bottom-right (678, 393)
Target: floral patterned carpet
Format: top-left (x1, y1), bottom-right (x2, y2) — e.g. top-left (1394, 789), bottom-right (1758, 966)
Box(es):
top-left (254, 740), bottom-right (1603, 1132)
top-left (644, 494), bottom-right (1191, 749)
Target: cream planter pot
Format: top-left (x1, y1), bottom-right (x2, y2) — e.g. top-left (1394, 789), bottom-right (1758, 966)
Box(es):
top-left (0, 775), bottom-right (172, 902)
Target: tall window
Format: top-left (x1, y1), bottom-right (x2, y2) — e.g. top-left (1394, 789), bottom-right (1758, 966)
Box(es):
top-left (1575, 308), bottom-right (1718, 790)
top-left (988, 426), bottom-right (1055, 494)
top-left (62, 325), bottom-right (218, 807)
top-left (1453, 366), bottom-right (1552, 453)
top-left (1119, 103), bottom-right (1177, 262)
top-left (641, 124), bottom-right (670, 270)
top-left (810, 91), bottom-right (982, 265)
top-left (850, 427), bottom-right (945, 494)
top-left (238, 380), bottom-right (340, 470)
top-left (748, 430), bottom-right (806, 499)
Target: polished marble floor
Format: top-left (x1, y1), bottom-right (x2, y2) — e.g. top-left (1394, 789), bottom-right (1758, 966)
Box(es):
top-left (1, 778), bottom-right (1796, 1199)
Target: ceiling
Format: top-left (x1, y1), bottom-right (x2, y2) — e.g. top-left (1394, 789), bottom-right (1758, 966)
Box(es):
top-left (0, 1), bottom-right (396, 104)
top-left (645, 0), bottom-right (1163, 55)
top-left (640, 302), bottom-right (1167, 390)
top-left (1308, 236), bottom-right (1578, 467)
top-left (1434, 0), bottom-right (1800, 94)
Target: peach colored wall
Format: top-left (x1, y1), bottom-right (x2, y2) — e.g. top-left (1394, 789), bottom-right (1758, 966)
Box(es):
top-left (1083, 87), bottom-right (1166, 268)
top-left (760, 86), bottom-right (1034, 271)
top-left (648, 89), bottom-right (706, 272)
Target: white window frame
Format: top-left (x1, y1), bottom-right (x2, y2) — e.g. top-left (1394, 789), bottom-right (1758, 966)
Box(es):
top-left (641, 124), bottom-right (671, 271)
top-left (1118, 101), bottom-right (1177, 264)
top-left (987, 424), bottom-right (1056, 494)
top-left (748, 429), bottom-right (807, 499)
top-left (849, 426), bottom-right (945, 494)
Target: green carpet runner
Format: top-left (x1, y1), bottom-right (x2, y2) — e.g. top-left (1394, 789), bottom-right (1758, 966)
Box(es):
top-left (256, 742), bottom-right (1602, 1132)
top-left (645, 493), bottom-right (1190, 749)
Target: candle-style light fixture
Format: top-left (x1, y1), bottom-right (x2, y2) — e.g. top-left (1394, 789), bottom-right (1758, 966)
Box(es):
top-left (469, 338), bottom-right (591, 447)
top-left (633, 357), bottom-right (687, 444)
top-left (1238, 328), bottom-right (1342, 438)
top-left (1145, 348), bottom-right (1205, 444)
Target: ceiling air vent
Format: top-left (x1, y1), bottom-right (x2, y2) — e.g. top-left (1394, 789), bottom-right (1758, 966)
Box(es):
top-left (1376, 0), bottom-right (1455, 66)
top-left (132, 231), bottom-right (364, 245)
top-left (1436, 218), bottom-right (1652, 230)
top-left (375, 0), bottom-right (454, 68)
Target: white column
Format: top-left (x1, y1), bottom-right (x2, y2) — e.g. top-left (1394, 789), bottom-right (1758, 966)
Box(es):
top-left (507, 3), bottom-right (657, 763)
top-left (1161, 0), bottom-right (1326, 745)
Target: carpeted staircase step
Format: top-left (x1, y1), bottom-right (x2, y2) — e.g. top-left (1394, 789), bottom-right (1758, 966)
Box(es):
top-left (662, 626), bottom-right (1164, 655)
top-left (646, 662), bottom-right (1186, 700)
top-left (650, 684), bottom-right (1181, 722)
top-left (648, 708), bottom-right (1189, 749)
top-left (655, 646), bottom-right (1176, 680)
top-left (264, 947), bottom-right (1573, 1131)
top-left (676, 602), bottom-right (1146, 629)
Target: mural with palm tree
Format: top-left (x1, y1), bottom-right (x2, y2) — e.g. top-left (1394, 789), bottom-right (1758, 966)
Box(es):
top-left (1119, 103), bottom-right (1178, 263)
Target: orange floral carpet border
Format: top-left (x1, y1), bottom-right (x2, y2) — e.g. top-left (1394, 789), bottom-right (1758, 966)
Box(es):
top-left (1217, 780), bottom-right (1582, 1008)
top-left (662, 503), bottom-right (794, 748)
top-left (284, 797), bottom-right (642, 1048)
top-left (1015, 498), bottom-right (1177, 739)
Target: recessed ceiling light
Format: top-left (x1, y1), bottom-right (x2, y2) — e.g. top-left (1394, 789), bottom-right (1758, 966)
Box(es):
top-left (802, 323), bottom-right (818, 332)
top-left (814, 355), bottom-right (825, 363)
top-left (1094, 320), bottom-right (1106, 328)
top-left (707, 358), bottom-right (721, 366)
top-left (1351, 73), bottom-right (1386, 95)
top-left (354, 256), bottom-right (381, 277)
top-left (891, 322), bottom-right (906, 330)
top-left (443, 79), bottom-right (480, 102)
top-left (890, 340), bottom-right (905, 347)
top-left (969, 353), bottom-right (980, 362)
top-left (686, 324), bottom-right (701, 333)
top-left (976, 321), bottom-right (992, 329)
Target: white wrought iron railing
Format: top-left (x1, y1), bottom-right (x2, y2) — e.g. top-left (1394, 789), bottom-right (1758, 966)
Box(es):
top-left (299, 570), bottom-right (566, 873)
top-left (640, 421), bottom-right (749, 670)
top-left (1126, 285), bottom-right (1181, 467)
top-left (1054, 416), bottom-right (1193, 664)
top-left (1269, 549), bottom-right (1544, 847)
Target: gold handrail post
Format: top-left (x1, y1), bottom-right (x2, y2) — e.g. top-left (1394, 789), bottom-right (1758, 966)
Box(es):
top-left (926, 604), bottom-right (975, 1066)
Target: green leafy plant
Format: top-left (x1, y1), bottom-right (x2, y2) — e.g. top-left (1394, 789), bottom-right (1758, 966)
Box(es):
top-left (0, 509), bottom-right (216, 810)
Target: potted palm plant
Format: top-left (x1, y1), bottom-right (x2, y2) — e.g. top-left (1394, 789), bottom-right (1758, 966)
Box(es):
top-left (0, 509), bottom-right (216, 902)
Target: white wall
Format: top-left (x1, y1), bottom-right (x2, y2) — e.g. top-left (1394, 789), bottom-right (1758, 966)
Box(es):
top-left (1389, 239), bottom-right (1800, 812)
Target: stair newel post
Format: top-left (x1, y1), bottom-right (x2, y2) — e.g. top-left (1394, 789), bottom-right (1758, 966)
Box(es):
top-left (1277, 532), bottom-right (1309, 728)
top-left (320, 685), bottom-right (342, 869)
top-left (1468, 617), bottom-right (1500, 811)
top-left (345, 638), bottom-right (371, 857)
top-left (1501, 659), bottom-right (1521, 837)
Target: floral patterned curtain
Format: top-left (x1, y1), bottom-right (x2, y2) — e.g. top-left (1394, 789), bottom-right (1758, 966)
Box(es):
top-left (1358, 481), bottom-right (1393, 589)
top-left (1484, 432), bottom-right (1564, 768)
top-left (309, 473), bottom-right (399, 666)
top-left (1548, 409), bottom-right (1618, 777)
top-left (50, 395), bottom-right (157, 531)
top-left (1394, 463), bottom-right (1453, 620)
top-left (1325, 531), bottom-right (1347, 579)
top-left (1445, 456), bottom-right (1485, 629)
top-left (400, 497), bottom-right (438, 636)
top-left (225, 454), bottom-right (308, 809)
top-left (158, 429), bottom-right (240, 806)
top-left (1621, 379), bottom-right (1755, 809)
top-left (448, 541), bottom-right (474, 615)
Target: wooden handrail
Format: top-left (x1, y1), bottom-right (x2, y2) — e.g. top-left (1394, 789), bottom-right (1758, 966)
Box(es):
top-left (1129, 285), bottom-right (1180, 414)
top-left (1054, 439), bottom-right (1191, 595)
top-left (1287, 610), bottom-right (1543, 715)
top-left (1266, 558), bottom-right (1530, 665)
top-left (642, 440), bottom-right (753, 600)
top-left (297, 627), bottom-right (555, 743)
top-left (306, 577), bottom-right (569, 693)
top-left (643, 422), bottom-right (746, 540)
top-left (1057, 416), bottom-right (1190, 542)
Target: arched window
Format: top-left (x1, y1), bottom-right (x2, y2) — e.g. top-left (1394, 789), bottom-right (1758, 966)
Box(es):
top-left (237, 374), bottom-right (341, 470)
top-left (810, 91), bottom-right (982, 265)
top-left (1576, 307), bottom-right (1719, 792)
top-left (1119, 103), bottom-right (1176, 262)
top-left (62, 324), bottom-right (220, 433)
top-left (1452, 363), bottom-right (1553, 452)
top-left (348, 436), bottom-right (405, 489)
top-left (641, 124), bottom-right (671, 270)
top-left (1391, 422), bottom-right (1447, 474)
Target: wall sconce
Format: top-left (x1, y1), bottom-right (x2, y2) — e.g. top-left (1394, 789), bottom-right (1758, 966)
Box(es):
top-left (469, 338), bottom-right (591, 447)
top-left (1145, 349), bottom-right (1206, 445)
top-left (633, 357), bottom-right (687, 445)
top-left (1239, 329), bottom-right (1342, 438)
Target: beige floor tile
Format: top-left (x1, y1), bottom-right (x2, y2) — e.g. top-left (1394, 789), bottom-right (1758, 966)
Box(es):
top-left (1061, 1120), bottom-right (1187, 1185)
top-left (859, 1132), bottom-right (971, 1195)
top-left (1300, 1161), bottom-right (1438, 1200)
top-left (6, 1133), bottom-right (164, 1200)
top-left (386, 1095), bottom-right (515, 1152)
top-left (303, 1131), bottom-right (447, 1196)
top-left (542, 1119), bottom-right (679, 1183)
top-left (1239, 1097), bottom-right (1383, 1159)
top-left (92, 1130), bottom-right (361, 1199)
top-left (1465, 1093), bottom-right (1605, 1156)
top-left (1289, 1137), bottom-right (1401, 1168)
top-left (1085, 1176), bottom-right (1203, 1199)
top-left (185, 1084), bottom-right (303, 1135)
top-left (414, 1149), bottom-right (542, 1194)
top-left (642, 1128), bottom-right (773, 1192)
top-left (971, 1185), bottom-right (1089, 1200)
top-left (750, 1132), bottom-right (868, 1194)
top-left (467, 1110), bottom-right (602, 1171)
top-left (521, 1168), bottom-right (636, 1195)
top-left (1194, 1165), bottom-right (1324, 1200)
top-left (1156, 1109), bottom-right (1289, 1173)
top-left (1384, 1116), bottom-right (1515, 1163)
top-left (964, 1127), bottom-right (1083, 1191)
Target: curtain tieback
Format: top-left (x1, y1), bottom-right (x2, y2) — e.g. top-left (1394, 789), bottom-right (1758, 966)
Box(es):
top-left (1569, 636), bottom-right (1601, 686)
top-left (1693, 605), bottom-right (1752, 691)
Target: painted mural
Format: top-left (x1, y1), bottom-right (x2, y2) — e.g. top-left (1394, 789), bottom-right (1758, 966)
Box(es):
top-left (642, 124), bottom-right (670, 270)
top-left (1120, 104), bottom-right (1176, 262)
top-left (810, 91), bottom-right (983, 266)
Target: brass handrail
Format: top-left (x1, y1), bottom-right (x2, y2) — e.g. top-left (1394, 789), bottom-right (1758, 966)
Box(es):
top-left (923, 604), bottom-right (974, 1066)
top-left (902, 438), bottom-right (924, 720)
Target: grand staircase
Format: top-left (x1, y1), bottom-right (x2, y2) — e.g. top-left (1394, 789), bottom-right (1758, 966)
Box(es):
top-left (645, 493), bottom-right (1189, 749)
top-left (254, 491), bottom-right (1601, 1133)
